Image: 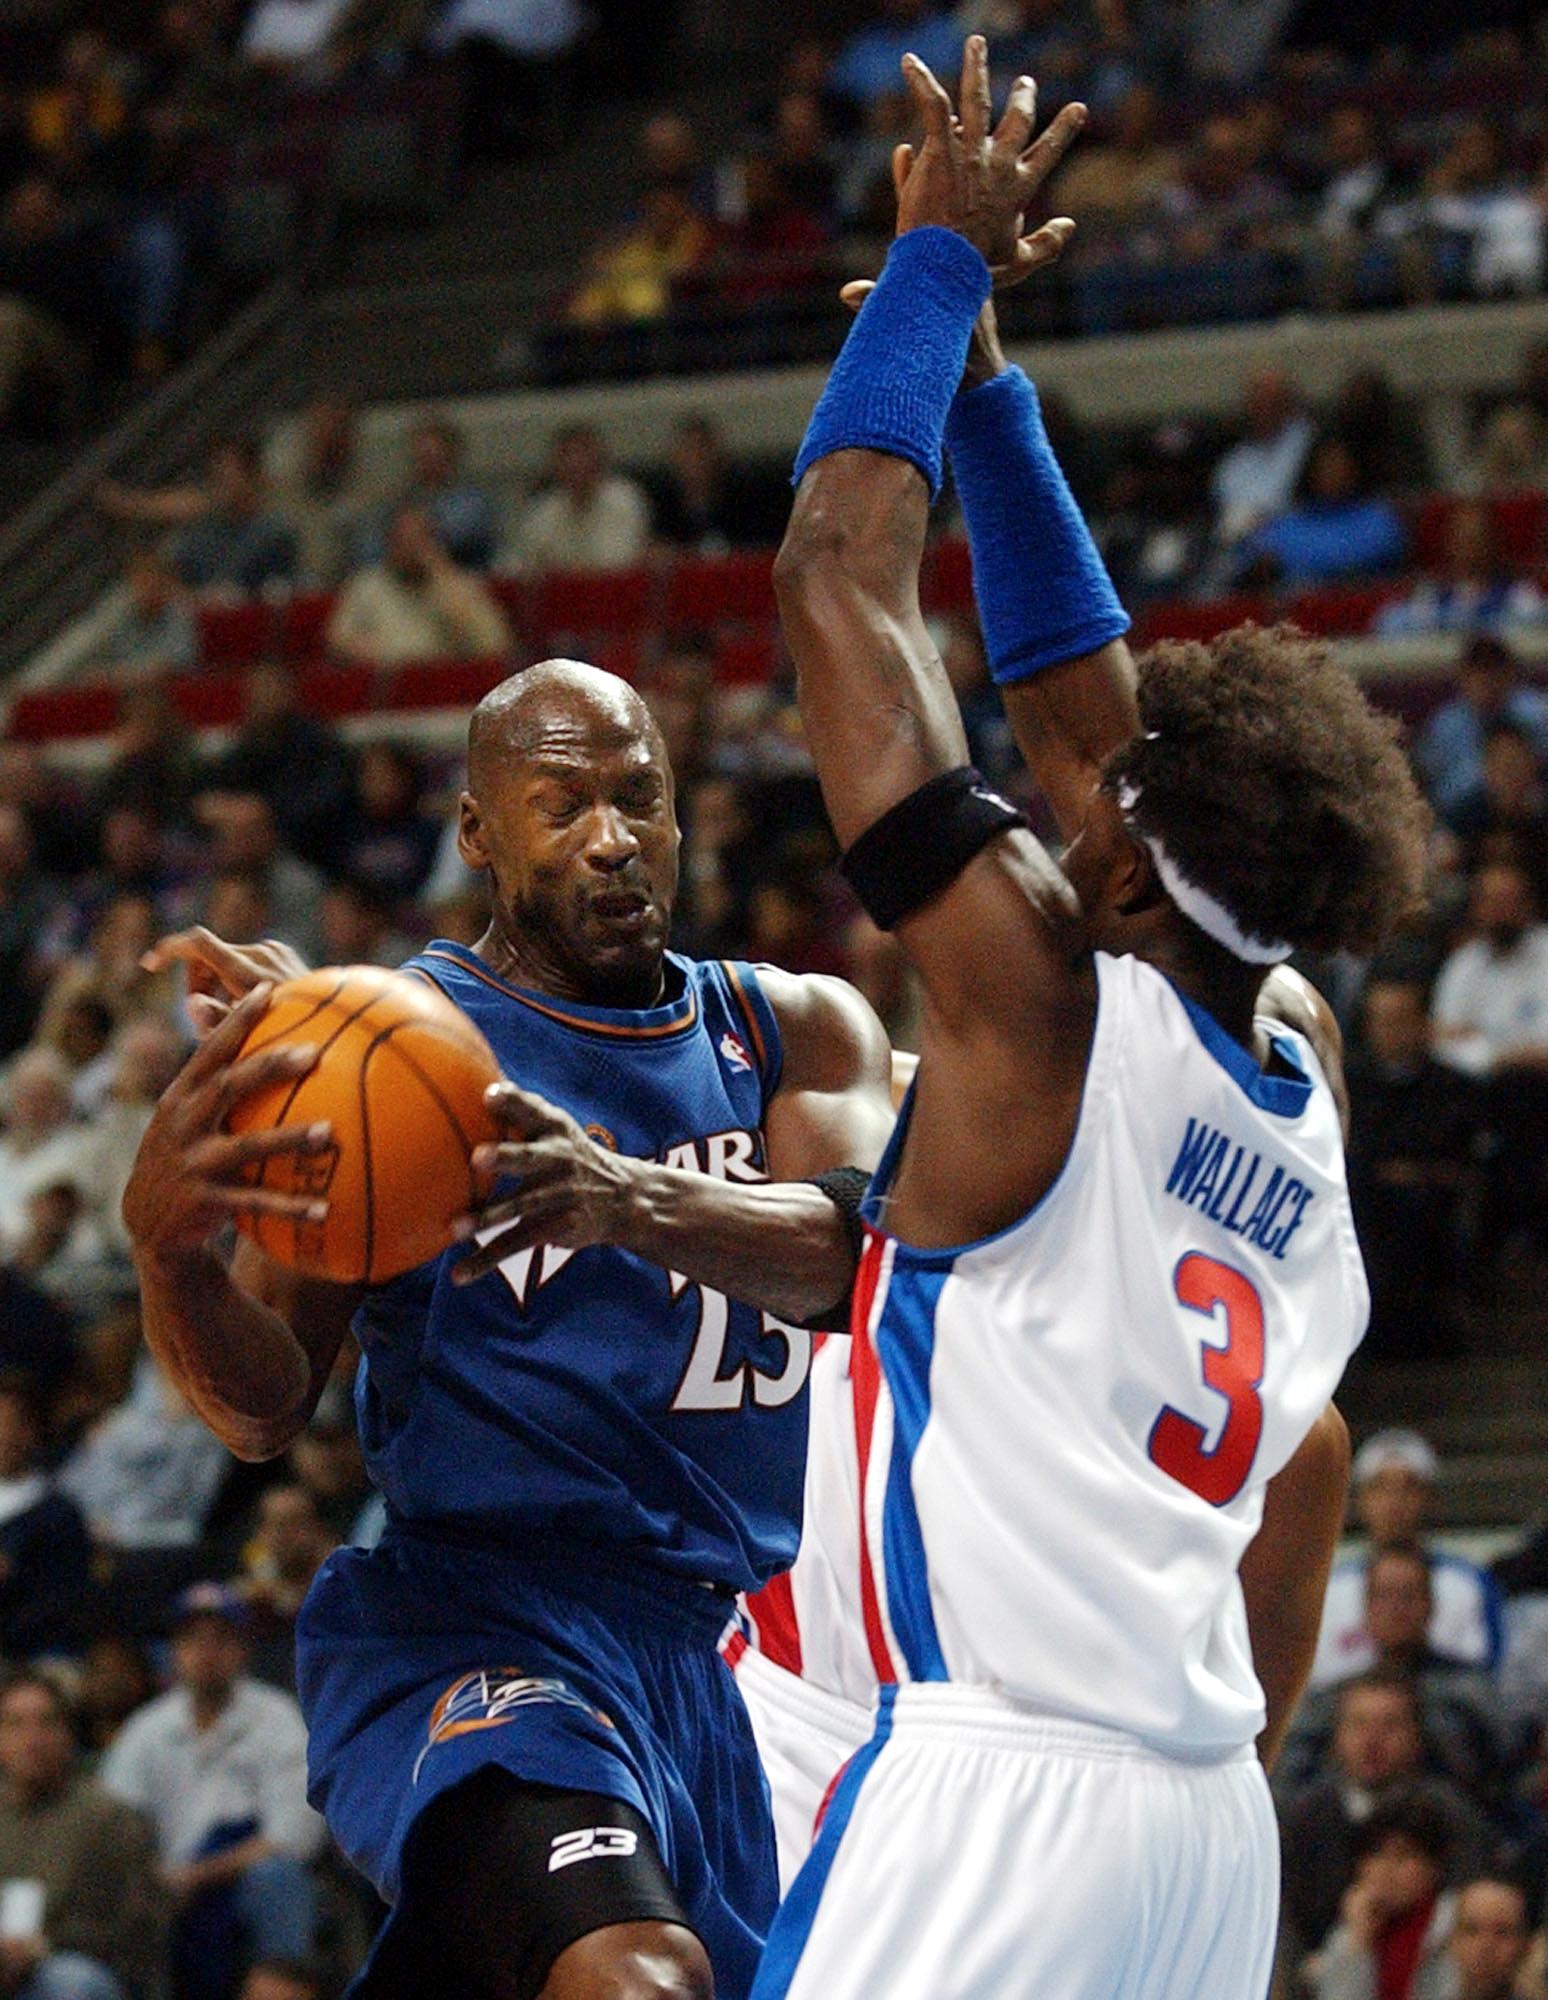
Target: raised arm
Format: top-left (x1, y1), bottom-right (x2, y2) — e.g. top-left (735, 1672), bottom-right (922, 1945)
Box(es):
top-left (450, 970), bottom-right (896, 1327)
top-left (776, 45), bottom-right (1115, 1244)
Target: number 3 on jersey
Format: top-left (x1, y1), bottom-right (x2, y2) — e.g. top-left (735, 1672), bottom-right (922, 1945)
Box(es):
top-left (1148, 1252), bottom-right (1266, 1507)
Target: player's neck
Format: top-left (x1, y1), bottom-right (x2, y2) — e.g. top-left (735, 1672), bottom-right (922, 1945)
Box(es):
top-left (473, 922), bottom-right (667, 1011)
top-left (1144, 930), bottom-right (1268, 1061)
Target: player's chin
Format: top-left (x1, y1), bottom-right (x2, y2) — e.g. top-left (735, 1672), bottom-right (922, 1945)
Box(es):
top-left (579, 908), bottom-right (669, 982)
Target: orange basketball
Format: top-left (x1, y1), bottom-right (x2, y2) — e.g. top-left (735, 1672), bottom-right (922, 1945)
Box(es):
top-left (226, 965), bottom-right (503, 1284)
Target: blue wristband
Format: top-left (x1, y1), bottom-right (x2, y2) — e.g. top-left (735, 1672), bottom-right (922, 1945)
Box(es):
top-left (793, 228), bottom-right (992, 502)
top-left (945, 365), bottom-right (1130, 683)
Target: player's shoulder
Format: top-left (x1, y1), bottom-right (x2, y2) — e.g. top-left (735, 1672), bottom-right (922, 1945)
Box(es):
top-left (745, 966), bottom-right (893, 1093)
top-left (1256, 965), bottom-right (1349, 1134)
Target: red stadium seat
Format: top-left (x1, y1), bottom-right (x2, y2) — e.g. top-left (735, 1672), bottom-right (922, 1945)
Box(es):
top-left (170, 672), bottom-right (247, 728)
top-left (713, 631), bottom-right (777, 686)
top-left (1490, 490), bottom-right (1548, 568)
top-left (300, 663), bottom-right (377, 718)
top-left (489, 575), bottom-right (526, 627)
top-left (282, 591), bottom-right (335, 662)
top-left (1411, 494), bottom-right (1458, 571)
top-left (1133, 595), bottom-right (1271, 646)
top-left (386, 657), bottom-right (510, 711)
top-left (1283, 583), bottom-right (1404, 636)
top-left (199, 600), bottom-right (277, 670)
top-left (663, 552), bottom-right (776, 630)
top-left (533, 568), bottom-right (651, 643)
top-left (8, 686), bottom-right (120, 741)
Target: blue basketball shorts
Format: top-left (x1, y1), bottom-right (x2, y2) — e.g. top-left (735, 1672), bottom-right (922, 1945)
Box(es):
top-left (296, 1528), bottom-right (779, 2000)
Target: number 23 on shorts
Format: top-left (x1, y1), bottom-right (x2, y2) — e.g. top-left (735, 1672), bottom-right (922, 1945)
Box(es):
top-left (1148, 1252), bottom-right (1266, 1507)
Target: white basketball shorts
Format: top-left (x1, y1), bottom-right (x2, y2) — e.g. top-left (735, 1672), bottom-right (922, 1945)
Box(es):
top-left (731, 1644), bottom-right (875, 1895)
top-left (751, 1683), bottom-right (1279, 2000)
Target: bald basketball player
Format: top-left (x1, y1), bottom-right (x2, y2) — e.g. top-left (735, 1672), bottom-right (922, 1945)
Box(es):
top-left (122, 660), bottom-right (896, 2000)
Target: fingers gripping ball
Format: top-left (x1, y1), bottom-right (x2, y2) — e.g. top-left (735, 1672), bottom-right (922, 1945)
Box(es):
top-left (225, 967), bottom-right (502, 1283)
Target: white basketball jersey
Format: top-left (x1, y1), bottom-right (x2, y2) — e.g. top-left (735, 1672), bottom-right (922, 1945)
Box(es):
top-left (729, 1334), bottom-right (877, 1712)
top-left (852, 950), bottom-right (1369, 1759)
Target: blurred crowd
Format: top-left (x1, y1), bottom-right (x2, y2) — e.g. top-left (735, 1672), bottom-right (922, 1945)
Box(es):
top-left (564, 0), bottom-right (1548, 338)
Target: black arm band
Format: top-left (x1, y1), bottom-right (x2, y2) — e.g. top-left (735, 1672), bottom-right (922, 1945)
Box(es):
top-left (839, 766), bottom-right (1028, 931)
top-left (800, 1165), bottom-right (872, 1333)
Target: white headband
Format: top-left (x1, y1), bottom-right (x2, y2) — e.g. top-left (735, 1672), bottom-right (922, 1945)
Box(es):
top-left (1118, 783), bottom-right (1293, 966)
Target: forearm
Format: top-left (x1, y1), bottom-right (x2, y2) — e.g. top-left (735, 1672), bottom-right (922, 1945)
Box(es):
top-left (944, 337), bottom-right (1135, 838)
top-left (777, 452), bottom-right (969, 846)
top-left (134, 1245), bottom-right (313, 1460)
top-left (618, 1165), bottom-right (856, 1325)
top-left (1240, 1403), bottom-right (1350, 1770)
top-left (181, 1835), bottom-right (276, 1892)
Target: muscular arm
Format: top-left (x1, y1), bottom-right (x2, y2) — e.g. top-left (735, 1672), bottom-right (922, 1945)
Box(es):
top-left (775, 429), bottom-right (1093, 1248)
top-left (1239, 1401), bottom-right (1350, 1771)
top-left (454, 972), bottom-right (897, 1325)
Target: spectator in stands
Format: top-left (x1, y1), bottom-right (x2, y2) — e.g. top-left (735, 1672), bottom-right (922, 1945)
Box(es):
top-left (1332, 366), bottom-right (1430, 494)
top-left (1416, 636), bottom-right (1548, 830)
top-left (1401, 118), bottom-right (1533, 306)
top-left (202, 662), bottom-right (356, 868)
top-left (74, 549), bottom-right (200, 683)
top-left (98, 438), bottom-right (299, 601)
top-left (0, 1378), bottom-right (91, 1662)
top-left (76, 1633), bottom-right (157, 1760)
top-left (1279, 1673), bottom-right (1489, 1967)
top-left (318, 877), bottom-right (413, 969)
top-left (1457, 726), bottom-right (1548, 910)
top-left (1051, 78), bottom-right (1177, 237)
top-left (239, 1962), bottom-right (323, 2000)
top-left (60, 1352), bottom-right (229, 1563)
top-left (1208, 367), bottom-right (1313, 548)
top-left (95, 684), bottom-right (202, 826)
top-left (1345, 978), bottom-right (1483, 1357)
top-left (287, 1386), bottom-right (376, 1547)
top-left (0, 1669), bottom-right (169, 2000)
top-left (1303, 1794), bottom-right (1459, 2000)
top-left (339, 741), bottom-right (439, 901)
top-left (238, 1484), bottom-right (338, 1694)
top-left (192, 794), bottom-right (323, 960)
top-left (270, 397), bottom-right (374, 592)
top-left (1314, 104), bottom-right (1392, 247)
top-left (0, 177), bottom-right (99, 430)
top-left (768, 89), bottom-right (838, 226)
top-left (1156, 112), bottom-right (1290, 259)
top-left (1465, 401), bottom-right (1548, 496)
top-left (81, 1015), bottom-right (188, 1265)
top-left (45, 808), bottom-right (188, 964)
top-left (1315, 1431), bottom-right (1504, 1689)
top-left (502, 424), bottom-right (650, 577)
top-left (825, 0), bottom-right (961, 111)
top-left (1377, 504), bottom-right (1548, 641)
top-left (239, 0), bottom-right (353, 83)
top-left (707, 152), bottom-right (831, 307)
top-left (1446, 1877), bottom-right (1534, 2000)
top-left (0, 1049), bottom-right (92, 1251)
top-left (1238, 431), bottom-right (1408, 589)
top-left (1432, 858), bottom-right (1548, 1248)
top-left (364, 413), bottom-right (498, 574)
top-left (429, 0), bottom-right (589, 159)
top-left (646, 415), bottom-right (789, 553)
top-left (101, 1584), bottom-right (324, 2000)
top-left (1096, 423), bottom-right (1213, 606)
top-left (26, 31), bottom-right (129, 183)
top-left (328, 504), bottom-right (510, 669)
top-left (201, 872), bottom-right (273, 949)
top-left (0, 809), bottom-right (58, 1061)
top-left (567, 180), bottom-right (713, 326)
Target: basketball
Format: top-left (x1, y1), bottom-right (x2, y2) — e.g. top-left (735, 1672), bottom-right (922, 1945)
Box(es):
top-left (225, 965), bottom-right (504, 1284)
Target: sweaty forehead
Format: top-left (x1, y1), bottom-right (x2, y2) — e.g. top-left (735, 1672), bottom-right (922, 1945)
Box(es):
top-left (470, 665), bottom-right (665, 791)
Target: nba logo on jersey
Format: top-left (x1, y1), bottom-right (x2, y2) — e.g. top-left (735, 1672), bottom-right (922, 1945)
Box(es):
top-left (720, 1032), bottom-right (753, 1074)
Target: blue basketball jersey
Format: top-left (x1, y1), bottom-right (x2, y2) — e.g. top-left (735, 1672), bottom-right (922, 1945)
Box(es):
top-left (352, 941), bottom-right (809, 1596)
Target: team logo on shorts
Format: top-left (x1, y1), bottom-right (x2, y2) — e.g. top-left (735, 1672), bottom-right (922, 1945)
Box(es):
top-left (413, 1669), bottom-right (613, 1783)
top-left (719, 1032), bottom-right (752, 1075)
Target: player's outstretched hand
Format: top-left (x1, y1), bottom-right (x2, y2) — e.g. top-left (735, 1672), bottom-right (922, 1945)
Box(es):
top-left (894, 36), bottom-right (1084, 277)
top-left (122, 983), bottom-right (333, 1260)
top-left (144, 926), bottom-right (311, 1037)
top-left (449, 1082), bottom-right (636, 1285)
